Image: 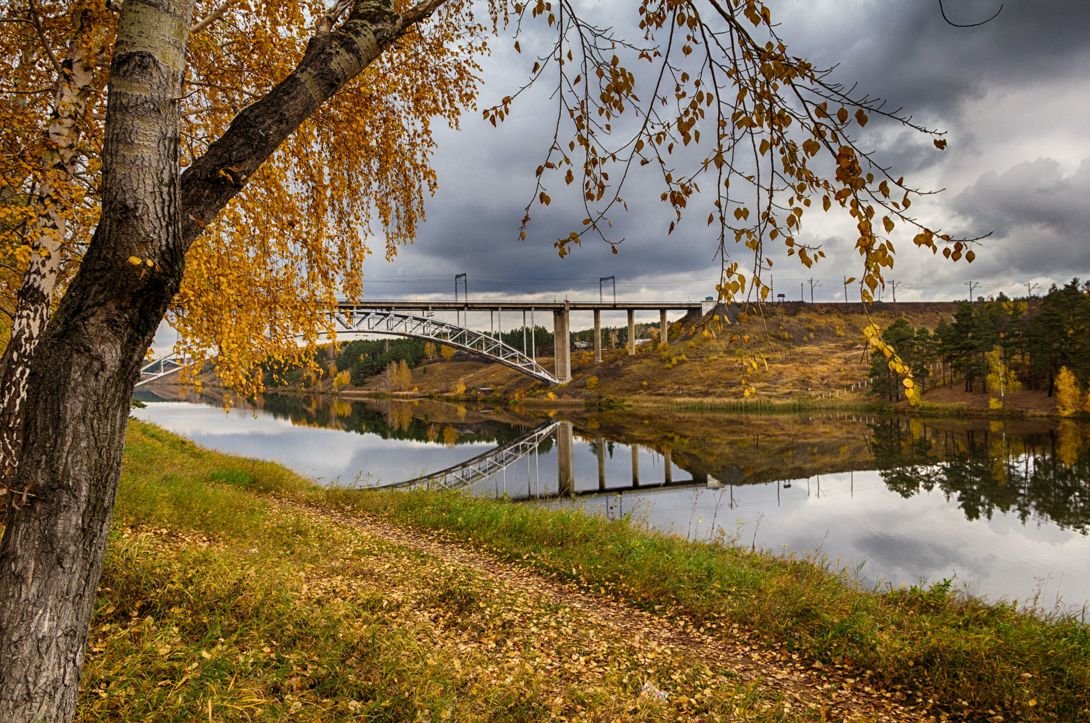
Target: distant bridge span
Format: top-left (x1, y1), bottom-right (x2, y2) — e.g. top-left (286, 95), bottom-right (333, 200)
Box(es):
top-left (337, 299), bottom-right (705, 383)
top-left (138, 298), bottom-right (707, 387)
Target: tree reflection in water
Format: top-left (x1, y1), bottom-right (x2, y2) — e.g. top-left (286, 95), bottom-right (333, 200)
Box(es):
top-left (868, 418), bottom-right (1090, 534)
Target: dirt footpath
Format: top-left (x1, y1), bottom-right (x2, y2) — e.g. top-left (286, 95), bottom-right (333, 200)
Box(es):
top-left (290, 500), bottom-right (936, 721)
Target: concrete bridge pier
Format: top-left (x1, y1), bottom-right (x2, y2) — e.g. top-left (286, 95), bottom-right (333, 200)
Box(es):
top-left (593, 310), bottom-right (602, 363)
top-left (627, 309), bottom-right (636, 355)
top-left (553, 304), bottom-right (571, 383)
top-left (631, 445), bottom-right (640, 487)
top-left (597, 437), bottom-right (606, 490)
top-left (660, 309), bottom-right (669, 346)
top-left (557, 422), bottom-right (574, 495)
top-left (664, 448), bottom-right (672, 484)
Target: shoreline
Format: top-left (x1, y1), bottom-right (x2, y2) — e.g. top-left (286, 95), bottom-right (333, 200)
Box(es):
top-left (151, 380), bottom-right (1069, 421)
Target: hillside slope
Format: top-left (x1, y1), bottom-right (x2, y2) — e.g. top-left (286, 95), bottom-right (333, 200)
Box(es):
top-left (357, 302), bottom-right (978, 404)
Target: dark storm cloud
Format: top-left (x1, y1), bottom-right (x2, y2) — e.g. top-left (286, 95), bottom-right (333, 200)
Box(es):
top-left (776, 0), bottom-right (1090, 117)
top-left (365, 73), bottom-right (727, 299)
top-left (366, 0), bottom-right (1090, 300)
top-left (370, 184), bottom-right (721, 298)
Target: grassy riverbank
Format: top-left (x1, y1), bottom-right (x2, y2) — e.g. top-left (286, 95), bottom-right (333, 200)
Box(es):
top-left (335, 492), bottom-right (1090, 720)
top-left (84, 419), bottom-right (1089, 720)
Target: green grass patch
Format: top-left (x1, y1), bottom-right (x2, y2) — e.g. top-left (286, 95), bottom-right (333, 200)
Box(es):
top-left (88, 422), bottom-right (500, 719)
top-left (331, 487), bottom-right (1090, 721)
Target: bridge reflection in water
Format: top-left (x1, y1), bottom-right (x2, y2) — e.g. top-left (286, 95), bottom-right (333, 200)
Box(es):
top-left (382, 421), bottom-right (711, 504)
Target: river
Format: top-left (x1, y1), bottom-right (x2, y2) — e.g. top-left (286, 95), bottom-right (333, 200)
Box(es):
top-left (132, 389), bottom-right (1090, 613)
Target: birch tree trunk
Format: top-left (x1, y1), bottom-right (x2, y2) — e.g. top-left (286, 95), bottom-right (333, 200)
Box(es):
top-left (0, 0), bottom-right (445, 717)
top-left (0, 6), bottom-right (108, 490)
top-left (0, 0), bottom-right (192, 717)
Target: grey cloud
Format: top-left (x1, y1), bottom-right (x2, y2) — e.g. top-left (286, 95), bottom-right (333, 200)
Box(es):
top-left (776, 0), bottom-right (1090, 118)
top-left (952, 158), bottom-right (1090, 278)
top-left (361, 1), bottom-right (1090, 301)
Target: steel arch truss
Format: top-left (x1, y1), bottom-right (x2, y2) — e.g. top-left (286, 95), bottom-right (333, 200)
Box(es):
top-left (330, 308), bottom-right (558, 384)
top-left (135, 353), bottom-right (193, 387)
top-left (382, 422), bottom-right (560, 491)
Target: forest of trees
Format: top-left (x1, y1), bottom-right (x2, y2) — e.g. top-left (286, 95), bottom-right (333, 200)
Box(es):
top-left (870, 281), bottom-right (1090, 408)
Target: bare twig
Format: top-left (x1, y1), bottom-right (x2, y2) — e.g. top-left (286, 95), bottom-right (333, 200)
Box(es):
top-left (939, 0), bottom-right (1003, 28)
top-left (26, 0), bottom-right (61, 74)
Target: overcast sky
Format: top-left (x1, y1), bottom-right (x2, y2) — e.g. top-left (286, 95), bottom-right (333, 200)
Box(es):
top-left (358, 0), bottom-right (1090, 305)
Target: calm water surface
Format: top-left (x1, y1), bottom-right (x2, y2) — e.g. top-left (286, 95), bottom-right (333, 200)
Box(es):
top-left (133, 391), bottom-right (1090, 612)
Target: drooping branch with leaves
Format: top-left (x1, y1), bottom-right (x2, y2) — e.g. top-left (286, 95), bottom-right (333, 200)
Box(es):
top-left (486, 0), bottom-right (979, 308)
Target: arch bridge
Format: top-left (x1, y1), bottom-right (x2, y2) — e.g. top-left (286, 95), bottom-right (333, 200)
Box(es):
top-left (138, 298), bottom-right (706, 387)
top-left (328, 307), bottom-right (558, 383)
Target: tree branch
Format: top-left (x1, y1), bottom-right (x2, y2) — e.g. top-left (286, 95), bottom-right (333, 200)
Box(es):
top-left (939, 0), bottom-right (1003, 28)
top-left (25, 0), bottom-right (61, 74)
top-left (179, 0), bottom-right (451, 247)
top-left (190, 1), bottom-right (231, 34)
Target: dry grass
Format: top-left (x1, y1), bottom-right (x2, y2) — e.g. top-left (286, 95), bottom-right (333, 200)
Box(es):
top-left (368, 303), bottom-right (961, 405)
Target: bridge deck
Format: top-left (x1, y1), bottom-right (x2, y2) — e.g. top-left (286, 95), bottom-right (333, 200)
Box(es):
top-left (338, 300), bottom-right (705, 312)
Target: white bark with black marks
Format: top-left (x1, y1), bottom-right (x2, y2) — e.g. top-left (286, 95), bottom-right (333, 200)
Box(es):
top-left (0, 6), bottom-right (109, 492)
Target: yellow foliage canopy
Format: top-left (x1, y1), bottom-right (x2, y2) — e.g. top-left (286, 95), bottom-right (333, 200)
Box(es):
top-left (172, 0), bottom-right (486, 394)
top-left (2, 0), bottom-right (486, 395)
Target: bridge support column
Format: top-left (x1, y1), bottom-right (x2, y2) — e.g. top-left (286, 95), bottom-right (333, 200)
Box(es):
top-left (557, 422), bottom-right (574, 495)
top-left (553, 305), bottom-right (571, 383)
top-left (597, 437), bottom-right (606, 490)
top-left (631, 445), bottom-right (640, 487)
top-left (593, 310), bottom-right (602, 363)
top-left (627, 309), bottom-right (636, 355)
top-left (660, 309), bottom-right (669, 346)
top-left (664, 448), bottom-right (672, 484)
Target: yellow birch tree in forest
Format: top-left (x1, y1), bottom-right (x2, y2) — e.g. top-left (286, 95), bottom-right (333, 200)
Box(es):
top-left (0, 0), bottom-right (980, 716)
top-left (1056, 366), bottom-right (1082, 417)
top-left (985, 346), bottom-right (1021, 411)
